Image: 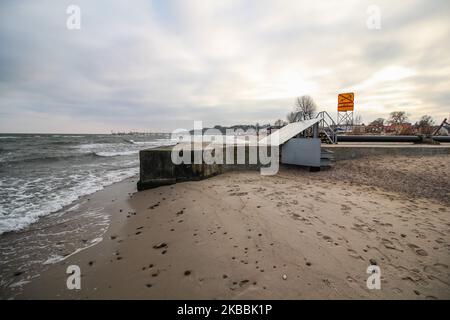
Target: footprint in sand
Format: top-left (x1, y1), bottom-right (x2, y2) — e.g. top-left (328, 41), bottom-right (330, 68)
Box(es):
top-left (347, 248), bottom-right (364, 260)
top-left (381, 238), bottom-right (403, 252)
top-left (151, 270), bottom-right (160, 277)
top-left (148, 202), bottom-right (160, 210)
top-left (407, 243), bottom-right (428, 256)
top-left (392, 287), bottom-right (403, 294)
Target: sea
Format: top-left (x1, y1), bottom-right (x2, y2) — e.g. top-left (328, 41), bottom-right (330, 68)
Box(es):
top-left (0, 133), bottom-right (176, 297)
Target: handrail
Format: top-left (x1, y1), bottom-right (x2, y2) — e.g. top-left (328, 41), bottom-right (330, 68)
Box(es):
top-left (315, 111), bottom-right (337, 143)
top-left (291, 111), bottom-right (337, 143)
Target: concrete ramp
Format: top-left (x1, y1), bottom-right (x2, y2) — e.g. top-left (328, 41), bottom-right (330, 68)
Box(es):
top-left (259, 118), bottom-right (321, 146)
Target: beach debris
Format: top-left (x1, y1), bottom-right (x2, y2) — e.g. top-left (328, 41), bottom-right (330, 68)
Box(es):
top-left (153, 242), bottom-right (168, 249)
top-left (369, 259), bottom-right (377, 265)
top-left (282, 274), bottom-right (287, 280)
top-left (306, 262), bottom-right (312, 266)
top-left (184, 270), bottom-right (192, 276)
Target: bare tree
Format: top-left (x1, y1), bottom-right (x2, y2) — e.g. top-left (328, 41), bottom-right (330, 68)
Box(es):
top-left (416, 115), bottom-right (435, 134)
top-left (388, 111), bottom-right (408, 125)
top-left (286, 111), bottom-right (297, 123)
top-left (295, 95), bottom-right (317, 120)
top-left (367, 118), bottom-right (385, 133)
top-left (369, 118), bottom-right (385, 127)
top-left (418, 115), bottom-right (434, 127)
top-left (273, 119), bottom-right (287, 127)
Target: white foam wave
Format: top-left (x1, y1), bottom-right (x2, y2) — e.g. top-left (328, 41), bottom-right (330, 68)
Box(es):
top-left (0, 167), bottom-right (138, 234)
top-left (95, 151), bottom-right (138, 157)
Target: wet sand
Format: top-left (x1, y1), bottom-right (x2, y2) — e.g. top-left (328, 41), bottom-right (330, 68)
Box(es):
top-left (16, 155), bottom-right (450, 299)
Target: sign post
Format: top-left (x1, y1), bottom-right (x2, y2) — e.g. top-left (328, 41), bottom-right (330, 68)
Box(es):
top-left (337, 92), bottom-right (355, 131)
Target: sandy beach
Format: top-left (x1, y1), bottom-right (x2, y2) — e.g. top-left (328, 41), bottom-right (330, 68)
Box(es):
top-left (14, 154), bottom-right (450, 300)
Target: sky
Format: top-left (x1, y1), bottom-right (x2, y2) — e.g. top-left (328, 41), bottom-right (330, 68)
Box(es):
top-left (0, 0), bottom-right (449, 133)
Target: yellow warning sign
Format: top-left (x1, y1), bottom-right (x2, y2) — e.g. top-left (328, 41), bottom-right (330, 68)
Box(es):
top-left (338, 92), bottom-right (354, 112)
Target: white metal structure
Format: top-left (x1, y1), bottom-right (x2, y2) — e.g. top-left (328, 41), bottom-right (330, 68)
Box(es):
top-left (259, 118), bottom-right (321, 146)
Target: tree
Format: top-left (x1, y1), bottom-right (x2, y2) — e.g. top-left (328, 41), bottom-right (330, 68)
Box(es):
top-left (294, 95), bottom-right (317, 120)
top-left (369, 118), bottom-right (385, 127)
top-left (286, 111), bottom-right (297, 123)
top-left (418, 115), bottom-right (434, 127)
top-left (388, 111), bottom-right (408, 125)
top-left (367, 118), bottom-right (385, 133)
top-left (354, 115), bottom-right (363, 126)
top-left (273, 119), bottom-right (287, 127)
top-left (416, 115), bottom-right (435, 134)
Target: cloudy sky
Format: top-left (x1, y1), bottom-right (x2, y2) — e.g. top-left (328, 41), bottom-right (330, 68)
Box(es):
top-left (0, 0), bottom-right (449, 133)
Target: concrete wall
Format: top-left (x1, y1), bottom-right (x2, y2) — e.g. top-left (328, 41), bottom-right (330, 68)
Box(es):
top-left (137, 144), bottom-right (274, 190)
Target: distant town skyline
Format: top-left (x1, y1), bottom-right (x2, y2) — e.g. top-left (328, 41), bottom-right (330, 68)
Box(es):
top-left (1, 0), bottom-right (449, 133)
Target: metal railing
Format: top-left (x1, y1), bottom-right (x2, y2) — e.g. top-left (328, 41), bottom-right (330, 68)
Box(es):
top-left (316, 111), bottom-right (337, 144)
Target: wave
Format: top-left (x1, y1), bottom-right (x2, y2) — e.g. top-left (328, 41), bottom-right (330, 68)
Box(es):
top-left (94, 151), bottom-right (138, 157)
top-left (0, 136), bottom-right (19, 139)
top-left (77, 143), bottom-right (119, 149)
top-left (2, 152), bottom-right (99, 165)
top-left (126, 139), bottom-right (176, 146)
top-left (0, 167), bottom-right (138, 234)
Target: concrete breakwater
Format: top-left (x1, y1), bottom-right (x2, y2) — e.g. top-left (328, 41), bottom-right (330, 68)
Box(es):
top-left (137, 144), bottom-right (273, 191)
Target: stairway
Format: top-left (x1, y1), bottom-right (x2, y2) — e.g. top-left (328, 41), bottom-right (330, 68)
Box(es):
top-left (316, 111), bottom-right (337, 144)
top-left (319, 130), bottom-right (334, 144)
top-left (320, 148), bottom-right (335, 168)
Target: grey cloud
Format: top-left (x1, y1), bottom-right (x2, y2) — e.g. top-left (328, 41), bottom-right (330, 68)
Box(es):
top-left (0, 0), bottom-right (449, 133)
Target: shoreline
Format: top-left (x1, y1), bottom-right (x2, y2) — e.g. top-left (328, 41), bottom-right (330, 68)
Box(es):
top-left (0, 175), bottom-right (138, 299)
top-left (13, 154), bottom-right (450, 299)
